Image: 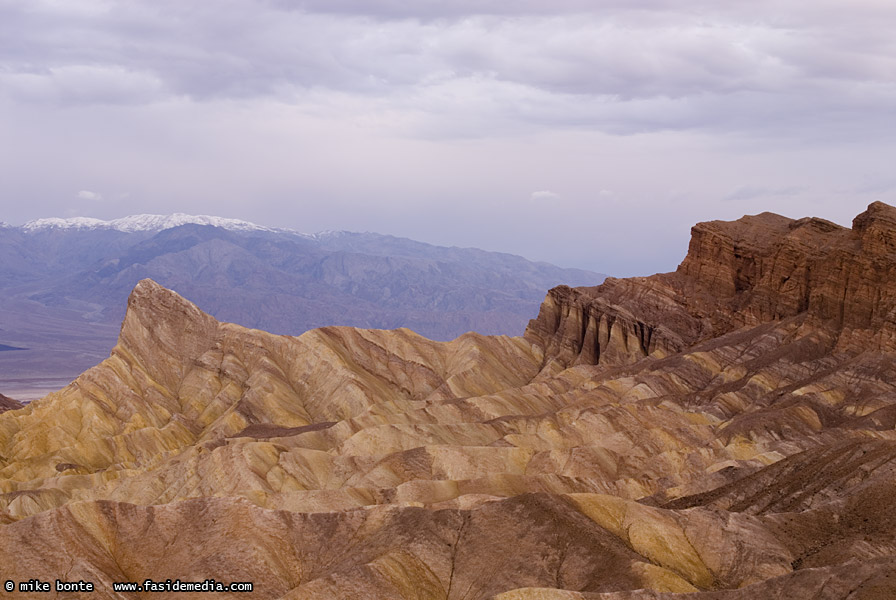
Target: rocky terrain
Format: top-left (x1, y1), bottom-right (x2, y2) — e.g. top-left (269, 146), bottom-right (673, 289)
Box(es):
top-left (0, 215), bottom-right (601, 395)
top-left (0, 392), bottom-right (22, 413)
top-left (2, 203), bottom-right (896, 598)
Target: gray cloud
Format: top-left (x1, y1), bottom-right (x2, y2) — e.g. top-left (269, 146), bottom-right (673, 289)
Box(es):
top-left (723, 185), bottom-right (804, 203)
top-left (848, 176), bottom-right (896, 195)
top-left (77, 190), bottom-right (103, 201)
top-left (1, 0), bottom-right (894, 276)
top-left (1, 1), bottom-right (893, 139)
top-left (531, 190), bottom-right (560, 202)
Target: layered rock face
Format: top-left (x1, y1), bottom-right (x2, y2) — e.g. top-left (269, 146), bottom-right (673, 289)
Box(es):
top-left (0, 392), bottom-right (22, 413)
top-left (526, 201), bottom-right (896, 369)
top-left (3, 203), bottom-right (896, 598)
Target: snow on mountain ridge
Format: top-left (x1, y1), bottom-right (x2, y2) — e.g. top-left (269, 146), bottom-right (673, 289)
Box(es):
top-left (23, 217), bottom-right (108, 231)
top-left (22, 214), bottom-right (306, 235)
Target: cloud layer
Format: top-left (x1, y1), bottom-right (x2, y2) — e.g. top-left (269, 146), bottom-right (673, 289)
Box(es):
top-left (3, 1), bottom-right (894, 138)
top-left (1, 0), bottom-right (894, 275)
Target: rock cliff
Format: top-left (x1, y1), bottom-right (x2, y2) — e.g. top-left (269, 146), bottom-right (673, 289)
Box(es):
top-left (3, 203), bottom-right (896, 598)
top-left (0, 392), bottom-right (22, 413)
top-left (526, 201), bottom-right (896, 369)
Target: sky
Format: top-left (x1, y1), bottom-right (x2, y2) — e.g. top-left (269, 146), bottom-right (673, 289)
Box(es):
top-left (1, 0), bottom-right (894, 276)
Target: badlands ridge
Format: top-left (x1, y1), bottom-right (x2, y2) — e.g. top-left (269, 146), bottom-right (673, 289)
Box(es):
top-left (3, 203), bottom-right (896, 598)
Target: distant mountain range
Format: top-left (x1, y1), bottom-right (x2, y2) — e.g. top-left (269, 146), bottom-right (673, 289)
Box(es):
top-left (0, 214), bottom-right (604, 393)
top-left (15, 213), bottom-right (288, 233)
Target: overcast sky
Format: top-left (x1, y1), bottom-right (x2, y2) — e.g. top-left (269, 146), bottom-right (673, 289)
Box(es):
top-left (1, 0), bottom-right (894, 275)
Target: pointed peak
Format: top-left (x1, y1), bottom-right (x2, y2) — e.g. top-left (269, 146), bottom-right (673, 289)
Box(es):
top-left (130, 276), bottom-right (192, 302)
top-left (125, 279), bottom-right (214, 326)
top-left (131, 277), bottom-right (181, 297)
top-left (115, 280), bottom-right (219, 391)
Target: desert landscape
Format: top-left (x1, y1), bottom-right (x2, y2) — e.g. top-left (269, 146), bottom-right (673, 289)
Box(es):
top-left (0, 215), bottom-right (600, 396)
top-left (3, 202), bottom-right (896, 598)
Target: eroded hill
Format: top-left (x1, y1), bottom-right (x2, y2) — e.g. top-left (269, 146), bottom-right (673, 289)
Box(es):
top-left (3, 204), bottom-right (896, 598)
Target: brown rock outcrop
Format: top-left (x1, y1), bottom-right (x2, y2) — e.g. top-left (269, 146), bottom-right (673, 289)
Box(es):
top-left (0, 392), bottom-right (22, 413)
top-left (526, 201), bottom-right (896, 370)
top-left (4, 203), bottom-right (896, 598)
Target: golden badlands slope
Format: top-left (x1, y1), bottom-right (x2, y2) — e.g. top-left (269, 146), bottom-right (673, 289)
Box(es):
top-left (4, 203), bottom-right (896, 598)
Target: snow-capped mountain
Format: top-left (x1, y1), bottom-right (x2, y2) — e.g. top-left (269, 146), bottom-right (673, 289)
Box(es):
top-left (21, 213), bottom-right (295, 235)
